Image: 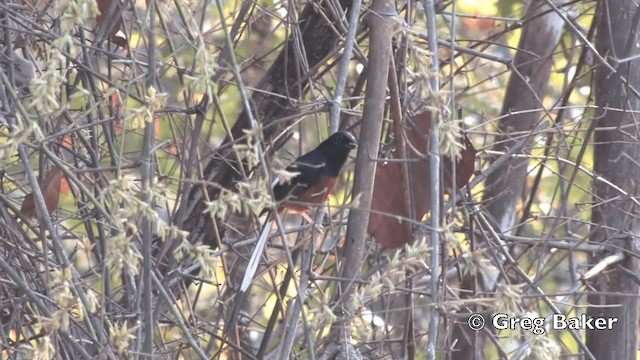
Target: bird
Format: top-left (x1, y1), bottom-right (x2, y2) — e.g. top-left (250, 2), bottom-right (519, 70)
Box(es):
top-left (225, 130), bottom-right (357, 337)
top-left (19, 166), bottom-right (64, 220)
top-left (270, 130), bottom-right (358, 215)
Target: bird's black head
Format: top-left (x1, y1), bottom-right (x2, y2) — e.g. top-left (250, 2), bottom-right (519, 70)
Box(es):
top-left (317, 131), bottom-right (358, 161)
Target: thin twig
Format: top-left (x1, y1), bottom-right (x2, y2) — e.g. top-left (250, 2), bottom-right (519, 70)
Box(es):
top-left (424, 0), bottom-right (441, 358)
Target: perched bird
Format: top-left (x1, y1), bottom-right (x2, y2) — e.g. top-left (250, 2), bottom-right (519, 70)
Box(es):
top-left (19, 167), bottom-right (64, 219)
top-left (271, 130), bottom-right (358, 214)
top-left (225, 131), bottom-right (357, 336)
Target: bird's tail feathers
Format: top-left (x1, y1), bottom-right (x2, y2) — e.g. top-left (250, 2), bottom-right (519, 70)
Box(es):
top-left (224, 214), bottom-right (272, 336)
top-left (240, 212), bottom-right (272, 293)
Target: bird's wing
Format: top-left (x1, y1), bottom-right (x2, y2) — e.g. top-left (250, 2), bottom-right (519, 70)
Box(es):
top-left (273, 151), bottom-right (327, 202)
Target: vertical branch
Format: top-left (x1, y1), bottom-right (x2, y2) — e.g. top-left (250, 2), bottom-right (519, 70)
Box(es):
top-left (329, 0), bottom-right (364, 132)
top-left (388, 54), bottom-right (417, 357)
top-left (424, 0), bottom-right (441, 358)
top-left (333, 0), bottom-right (395, 345)
top-left (388, 56), bottom-right (413, 244)
top-left (141, 0), bottom-right (157, 356)
top-left (213, 0), bottom-right (269, 185)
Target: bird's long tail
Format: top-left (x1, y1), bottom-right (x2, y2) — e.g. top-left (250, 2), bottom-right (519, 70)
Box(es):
top-left (224, 212), bottom-right (272, 335)
top-left (241, 214), bottom-right (272, 293)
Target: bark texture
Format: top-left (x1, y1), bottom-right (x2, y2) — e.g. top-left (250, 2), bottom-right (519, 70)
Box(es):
top-left (586, 1), bottom-right (640, 358)
top-left (481, 0), bottom-right (564, 233)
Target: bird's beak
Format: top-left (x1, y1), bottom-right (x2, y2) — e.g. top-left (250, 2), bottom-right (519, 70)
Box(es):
top-left (347, 140), bottom-right (358, 150)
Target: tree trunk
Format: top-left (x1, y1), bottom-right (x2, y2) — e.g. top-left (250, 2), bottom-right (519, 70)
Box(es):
top-left (586, 1), bottom-right (640, 358)
top-left (481, 0), bottom-right (564, 233)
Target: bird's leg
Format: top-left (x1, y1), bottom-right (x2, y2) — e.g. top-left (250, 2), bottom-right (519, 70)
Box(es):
top-left (300, 211), bottom-right (324, 235)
